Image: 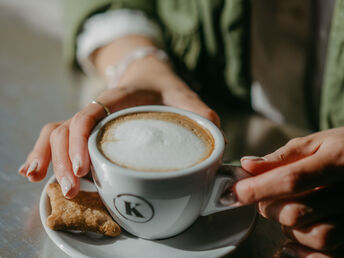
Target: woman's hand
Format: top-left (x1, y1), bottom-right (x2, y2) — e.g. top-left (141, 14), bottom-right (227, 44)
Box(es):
top-left (236, 128), bottom-right (344, 256)
top-left (18, 54), bottom-right (220, 199)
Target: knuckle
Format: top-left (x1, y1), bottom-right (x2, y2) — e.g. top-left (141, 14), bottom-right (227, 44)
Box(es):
top-left (273, 146), bottom-right (294, 162)
top-left (50, 125), bottom-right (68, 142)
top-left (41, 122), bottom-right (59, 133)
top-left (281, 203), bottom-right (309, 227)
top-left (286, 137), bottom-right (303, 147)
top-left (55, 124), bottom-right (69, 135)
top-left (71, 111), bottom-right (84, 125)
top-left (274, 136), bottom-right (316, 162)
top-left (283, 173), bottom-right (300, 193)
top-left (275, 150), bottom-right (288, 162)
top-left (300, 137), bottom-right (314, 147)
top-left (286, 136), bottom-right (313, 149)
top-left (72, 111), bottom-right (95, 126)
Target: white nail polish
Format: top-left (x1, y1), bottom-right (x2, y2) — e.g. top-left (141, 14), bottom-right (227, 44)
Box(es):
top-left (18, 163), bottom-right (26, 173)
top-left (28, 176), bottom-right (35, 182)
top-left (60, 176), bottom-right (72, 197)
top-left (72, 157), bottom-right (81, 176)
top-left (26, 159), bottom-right (38, 176)
top-left (241, 156), bottom-right (265, 161)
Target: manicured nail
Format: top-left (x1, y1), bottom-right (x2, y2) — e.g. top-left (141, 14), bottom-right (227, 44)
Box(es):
top-left (281, 247), bottom-right (297, 258)
top-left (241, 156), bottom-right (266, 161)
top-left (27, 175), bottom-right (35, 182)
top-left (60, 176), bottom-right (72, 197)
top-left (72, 156), bottom-right (81, 176)
top-left (26, 159), bottom-right (38, 176)
top-left (18, 163), bottom-right (26, 174)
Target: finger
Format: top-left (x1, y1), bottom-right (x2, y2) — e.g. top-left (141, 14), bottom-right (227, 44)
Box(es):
top-left (281, 242), bottom-right (337, 258)
top-left (69, 87), bottom-right (162, 177)
top-left (50, 121), bottom-right (79, 198)
top-left (282, 220), bottom-right (344, 252)
top-left (234, 151), bottom-right (342, 204)
top-left (241, 137), bottom-right (320, 175)
top-left (258, 186), bottom-right (344, 228)
top-left (18, 163), bottom-right (29, 177)
top-left (23, 122), bottom-right (61, 182)
top-left (162, 86), bottom-right (221, 127)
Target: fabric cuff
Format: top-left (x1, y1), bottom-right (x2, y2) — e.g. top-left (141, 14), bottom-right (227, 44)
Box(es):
top-left (76, 9), bottom-right (164, 75)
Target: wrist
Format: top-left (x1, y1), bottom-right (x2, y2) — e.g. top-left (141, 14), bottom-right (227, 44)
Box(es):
top-left (105, 46), bottom-right (170, 89)
top-left (91, 35), bottom-right (174, 89)
top-left (117, 55), bottom-right (174, 88)
top-left (92, 35), bottom-right (165, 76)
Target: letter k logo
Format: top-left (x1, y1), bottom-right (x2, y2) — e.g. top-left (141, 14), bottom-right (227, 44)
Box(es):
top-left (114, 194), bottom-right (154, 223)
top-left (124, 201), bottom-right (144, 218)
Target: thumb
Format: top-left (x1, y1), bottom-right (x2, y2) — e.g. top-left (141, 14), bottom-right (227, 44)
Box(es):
top-left (241, 137), bottom-right (320, 175)
top-left (162, 86), bottom-right (221, 127)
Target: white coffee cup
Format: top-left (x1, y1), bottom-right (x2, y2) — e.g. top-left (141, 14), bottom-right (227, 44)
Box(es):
top-left (88, 105), bottom-right (250, 239)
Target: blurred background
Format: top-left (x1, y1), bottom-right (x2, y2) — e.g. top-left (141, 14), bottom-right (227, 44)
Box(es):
top-left (0, 0), bottom-right (77, 167)
top-left (0, 1), bottom-right (76, 257)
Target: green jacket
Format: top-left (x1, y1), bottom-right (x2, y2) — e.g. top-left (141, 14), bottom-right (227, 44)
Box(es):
top-left (64, 0), bottom-right (344, 130)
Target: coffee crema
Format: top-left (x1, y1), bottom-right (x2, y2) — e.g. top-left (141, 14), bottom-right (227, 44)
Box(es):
top-left (97, 112), bottom-right (214, 172)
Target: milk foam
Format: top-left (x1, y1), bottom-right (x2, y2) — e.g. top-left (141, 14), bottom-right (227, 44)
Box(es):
top-left (100, 116), bottom-right (211, 171)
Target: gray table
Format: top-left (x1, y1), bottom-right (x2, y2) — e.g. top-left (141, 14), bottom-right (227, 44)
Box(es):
top-left (0, 1), bottom-right (310, 257)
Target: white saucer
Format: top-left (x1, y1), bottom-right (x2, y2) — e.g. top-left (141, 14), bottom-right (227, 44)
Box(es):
top-left (40, 176), bottom-right (257, 258)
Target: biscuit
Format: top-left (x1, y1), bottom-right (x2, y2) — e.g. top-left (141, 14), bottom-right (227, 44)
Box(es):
top-left (46, 182), bottom-right (121, 237)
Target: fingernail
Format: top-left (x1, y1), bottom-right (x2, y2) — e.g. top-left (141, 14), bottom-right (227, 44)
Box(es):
top-left (60, 176), bottom-right (72, 197)
top-left (281, 247), bottom-right (297, 258)
top-left (26, 159), bottom-right (38, 177)
top-left (18, 163), bottom-right (26, 174)
top-left (27, 175), bottom-right (35, 182)
top-left (241, 156), bottom-right (266, 161)
top-left (72, 156), bottom-right (81, 176)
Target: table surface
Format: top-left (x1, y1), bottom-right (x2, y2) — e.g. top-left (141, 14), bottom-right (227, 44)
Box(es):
top-left (0, 1), bottom-right (311, 257)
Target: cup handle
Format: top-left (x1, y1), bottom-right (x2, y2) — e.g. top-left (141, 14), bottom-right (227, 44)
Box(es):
top-left (200, 164), bottom-right (251, 216)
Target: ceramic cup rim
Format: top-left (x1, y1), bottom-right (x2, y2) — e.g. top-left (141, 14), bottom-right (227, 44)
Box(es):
top-left (88, 105), bottom-right (225, 180)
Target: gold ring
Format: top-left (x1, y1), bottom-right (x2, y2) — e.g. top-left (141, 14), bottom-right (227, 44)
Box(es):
top-left (91, 100), bottom-right (111, 116)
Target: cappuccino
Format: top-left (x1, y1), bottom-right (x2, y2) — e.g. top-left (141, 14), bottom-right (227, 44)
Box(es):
top-left (97, 112), bottom-right (214, 172)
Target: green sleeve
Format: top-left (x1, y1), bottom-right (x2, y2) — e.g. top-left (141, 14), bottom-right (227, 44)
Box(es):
top-left (320, 0), bottom-right (344, 129)
top-left (63, 0), bottom-right (251, 103)
top-left (63, 0), bottom-right (156, 70)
